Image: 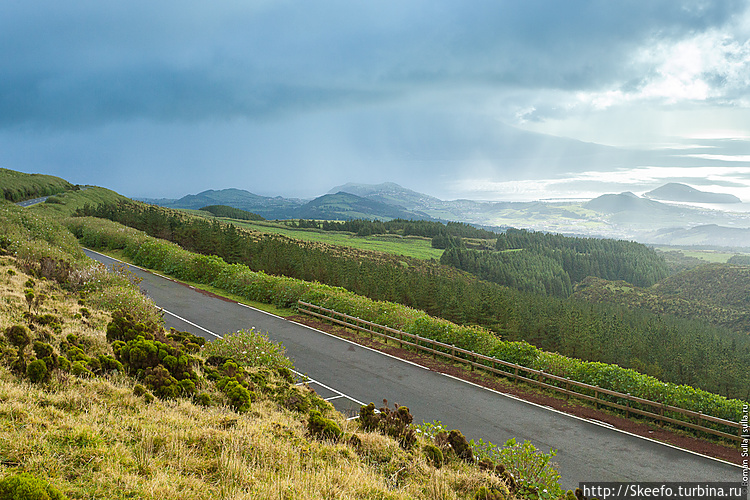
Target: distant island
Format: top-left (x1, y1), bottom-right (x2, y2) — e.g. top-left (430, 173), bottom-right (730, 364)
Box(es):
top-left (644, 183), bottom-right (741, 204)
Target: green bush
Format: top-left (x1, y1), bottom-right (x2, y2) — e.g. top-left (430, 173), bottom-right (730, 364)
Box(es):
top-left (26, 359), bottom-right (49, 384)
top-left (71, 361), bottom-right (93, 378)
top-left (216, 378), bottom-right (253, 413)
top-left (5, 325), bottom-right (30, 349)
top-left (307, 410), bottom-right (342, 442)
top-left (357, 400), bottom-right (416, 450)
top-left (423, 443), bottom-right (444, 468)
top-left (447, 430), bottom-right (473, 463)
top-left (485, 438), bottom-right (563, 500)
top-left (200, 328), bottom-right (293, 372)
top-left (0, 472), bottom-right (67, 500)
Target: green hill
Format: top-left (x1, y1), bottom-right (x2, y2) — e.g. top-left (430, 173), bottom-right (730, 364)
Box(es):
top-left (141, 188), bottom-right (305, 219)
top-left (573, 264), bottom-right (750, 335)
top-left (294, 191), bottom-right (430, 221)
top-left (0, 167), bottom-right (75, 202)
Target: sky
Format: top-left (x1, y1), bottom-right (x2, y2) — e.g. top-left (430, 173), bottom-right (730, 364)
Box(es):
top-left (1, 1), bottom-right (749, 202)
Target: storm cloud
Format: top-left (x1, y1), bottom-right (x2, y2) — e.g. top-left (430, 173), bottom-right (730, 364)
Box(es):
top-left (1, 1), bottom-right (749, 199)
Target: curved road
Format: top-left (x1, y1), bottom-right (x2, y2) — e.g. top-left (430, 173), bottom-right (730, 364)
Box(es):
top-left (84, 249), bottom-right (742, 490)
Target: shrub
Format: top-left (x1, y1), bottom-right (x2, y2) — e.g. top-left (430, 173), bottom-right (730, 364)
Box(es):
top-left (447, 429), bottom-right (473, 463)
top-left (494, 438), bottom-right (562, 500)
top-left (200, 328), bottom-right (293, 372)
top-left (98, 355), bottom-right (123, 373)
top-left (32, 341), bottom-right (54, 359)
top-left (5, 325), bottom-right (30, 349)
top-left (26, 359), bottom-right (49, 384)
top-left (71, 361), bottom-right (93, 378)
top-left (423, 443), bottom-right (444, 468)
top-left (307, 410), bottom-right (342, 441)
top-left (0, 472), bottom-right (67, 500)
top-left (357, 400), bottom-right (416, 450)
top-left (106, 310), bottom-right (157, 342)
top-left (216, 378), bottom-right (253, 412)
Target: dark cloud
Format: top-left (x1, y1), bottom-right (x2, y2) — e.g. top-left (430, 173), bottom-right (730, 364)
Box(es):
top-left (0, 0), bottom-right (745, 129)
top-left (1, 1), bottom-right (749, 201)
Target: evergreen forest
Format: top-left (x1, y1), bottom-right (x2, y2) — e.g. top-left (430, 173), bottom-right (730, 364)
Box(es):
top-left (75, 201), bottom-right (750, 400)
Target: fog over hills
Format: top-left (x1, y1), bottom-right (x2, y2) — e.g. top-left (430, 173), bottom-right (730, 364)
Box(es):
top-left (644, 183), bottom-right (742, 204)
top-left (142, 181), bottom-right (750, 248)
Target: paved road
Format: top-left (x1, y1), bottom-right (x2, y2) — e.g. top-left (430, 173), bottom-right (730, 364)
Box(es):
top-left (84, 249), bottom-right (743, 490)
top-left (15, 196), bottom-right (50, 207)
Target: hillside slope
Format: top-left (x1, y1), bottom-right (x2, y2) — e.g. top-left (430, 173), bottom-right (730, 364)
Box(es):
top-left (0, 167), bottom-right (74, 202)
top-left (1, 199), bottom-right (531, 500)
top-left (573, 263), bottom-right (750, 335)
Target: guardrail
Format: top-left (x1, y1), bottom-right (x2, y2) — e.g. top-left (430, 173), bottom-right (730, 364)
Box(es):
top-left (297, 300), bottom-right (743, 442)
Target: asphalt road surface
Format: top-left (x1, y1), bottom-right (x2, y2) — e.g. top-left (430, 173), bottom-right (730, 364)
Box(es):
top-left (15, 196), bottom-right (50, 207)
top-left (84, 249), bottom-right (743, 490)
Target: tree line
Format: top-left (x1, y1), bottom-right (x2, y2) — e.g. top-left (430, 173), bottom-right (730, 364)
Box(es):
top-left (441, 229), bottom-right (668, 298)
top-left (287, 218), bottom-right (499, 239)
top-left (200, 205), bottom-right (265, 221)
top-left (75, 201), bottom-right (750, 399)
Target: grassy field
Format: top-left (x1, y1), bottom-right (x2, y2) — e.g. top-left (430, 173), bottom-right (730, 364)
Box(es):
top-left (654, 246), bottom-right (747, 264)
top-left (32, 186), bottom-right (131, 217)
top-left (208, 217), bottom-right (446, 260)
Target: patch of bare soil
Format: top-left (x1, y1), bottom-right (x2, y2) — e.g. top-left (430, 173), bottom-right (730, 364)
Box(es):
top-left (288, 314), bottom-right (742, 466)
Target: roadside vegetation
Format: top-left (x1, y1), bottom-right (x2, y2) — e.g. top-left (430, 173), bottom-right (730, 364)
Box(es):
top-left (2, 198), bottom-right (578, 499)
top-left (72, 200), bottom-right (750, 401)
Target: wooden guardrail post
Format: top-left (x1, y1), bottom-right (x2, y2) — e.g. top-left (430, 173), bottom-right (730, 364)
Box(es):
top-left (626, 394), bottom-right (631, 419)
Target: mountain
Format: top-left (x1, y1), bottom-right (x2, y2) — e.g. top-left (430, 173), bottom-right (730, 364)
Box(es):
top-left (644, 183), bottom-right (741, 204)
top-left (293, 192), bottom-right (430, 220)
top-left (138, 188), bottom-right (306, 219)
top-left (329, 182), bottom-right (443, 211)
top-left (583, 192), bottom-right (677, 214)
top-left (142, 182), bottom-right (750, 248)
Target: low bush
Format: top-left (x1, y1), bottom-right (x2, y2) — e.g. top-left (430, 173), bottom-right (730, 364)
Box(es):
top-left (358, 400), bottom-right (416, 450)
top-left (307, 410), bottom-right (342, 442)
top-left (5, 325), bottom-right (30, 349)
top-left (0, 472), bottom-right (67, 500)
top-left (423, 443), bottom-right (443, 468)
top-left (200, 328), bottom-right (293, 372)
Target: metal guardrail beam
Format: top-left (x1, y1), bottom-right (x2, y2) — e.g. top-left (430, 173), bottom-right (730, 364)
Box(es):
top-left (297, 300), bottom-right (742, 442)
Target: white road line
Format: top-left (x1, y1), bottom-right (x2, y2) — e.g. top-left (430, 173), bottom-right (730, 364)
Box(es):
top-left (325, 395), bottom-right (344, 401)
top-left (291, 319), bottom-right (430, 371)
top-left (160, 308), bottom-right (224, 339)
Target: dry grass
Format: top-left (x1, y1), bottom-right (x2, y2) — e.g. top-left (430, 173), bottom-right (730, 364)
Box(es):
top-left (0, 256), bottom-right (515, 499)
